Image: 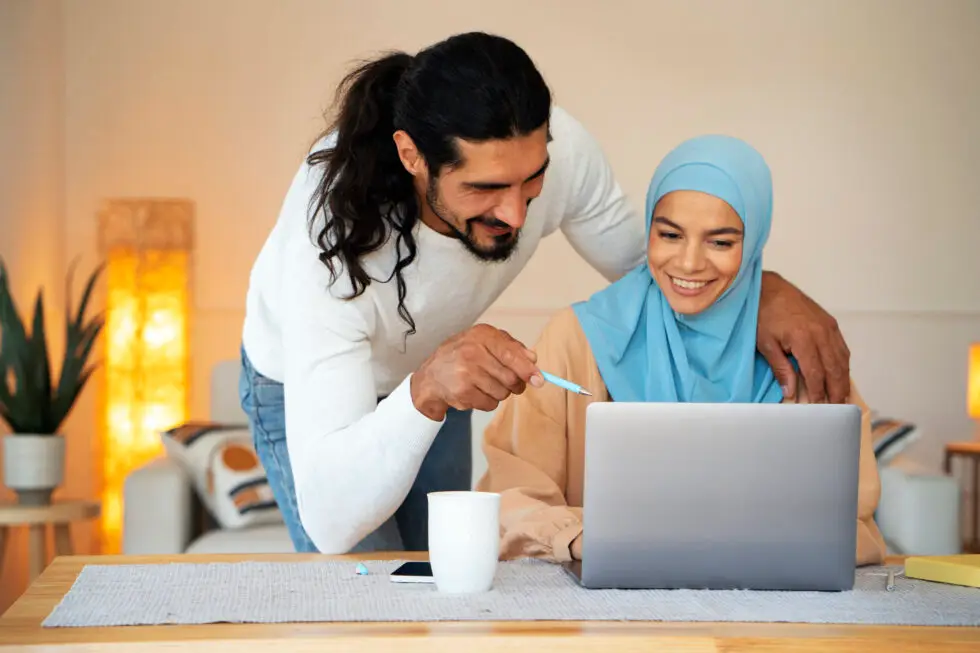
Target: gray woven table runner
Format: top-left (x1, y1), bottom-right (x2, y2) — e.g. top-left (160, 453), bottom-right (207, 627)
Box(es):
top-left (42, 559), bottom-right (980, 627)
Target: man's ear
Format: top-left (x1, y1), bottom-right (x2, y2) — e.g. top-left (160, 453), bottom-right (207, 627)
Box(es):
top-left (393, 130), bottom-right (427, 178)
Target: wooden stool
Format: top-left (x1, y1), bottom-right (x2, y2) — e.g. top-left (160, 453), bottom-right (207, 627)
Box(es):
top-left (0, 500), bottom-right (101, 582)
top-left (944, 441), bottom-right (980, 553)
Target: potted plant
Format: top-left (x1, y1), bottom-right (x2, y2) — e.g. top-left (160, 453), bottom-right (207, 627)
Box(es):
top-left (0, 258), bottom-right (104, 505)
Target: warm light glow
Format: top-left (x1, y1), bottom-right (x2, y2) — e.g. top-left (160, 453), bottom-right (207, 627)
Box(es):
top-left (969, 343), bottom-right (980, 420)
top-left (98, 199), bottom-right (192, 553)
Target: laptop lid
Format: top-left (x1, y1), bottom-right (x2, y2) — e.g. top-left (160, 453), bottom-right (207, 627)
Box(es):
top-left (578, 401), bottom-right (862, 591)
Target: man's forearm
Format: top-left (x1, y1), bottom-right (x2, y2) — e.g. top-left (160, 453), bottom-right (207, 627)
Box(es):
top-left (289, 375), bottom-right (444, 553)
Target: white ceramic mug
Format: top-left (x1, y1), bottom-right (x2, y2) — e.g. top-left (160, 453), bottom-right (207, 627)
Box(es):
top-left (427, 491), bottom-right (501, 594)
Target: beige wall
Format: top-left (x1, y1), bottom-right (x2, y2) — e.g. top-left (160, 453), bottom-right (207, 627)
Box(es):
top-left (2, 0), bottom-right (978, 606)
top-left (0, 0), bottom-right (72, 612)
top-left (60, 0), bottom-right (980, 314)
top-left (0, 0), bottom-right (64, 308)
top-left (60, 0), bottom-right (979, 444)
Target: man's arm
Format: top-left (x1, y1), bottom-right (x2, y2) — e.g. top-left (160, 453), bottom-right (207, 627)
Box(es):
top-left (552, 108), bottom-right (647, 282)
top-left (281, 300), bottom-right (544, 555)
top-left (278, 197), bottom-right (445, 553)
top-left (253, 156), bottom-right (445, 554)
top-left (553, 108), bottom-right (852, 403)
top-left (281, 288), bottom-right (544, 554)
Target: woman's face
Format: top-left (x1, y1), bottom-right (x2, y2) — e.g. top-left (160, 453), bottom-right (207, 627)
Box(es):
top-left (647, 190), bottom-right (744, 315)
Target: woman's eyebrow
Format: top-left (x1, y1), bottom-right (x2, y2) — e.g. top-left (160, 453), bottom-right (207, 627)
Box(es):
top-left (706, 226), bottom-right (743, 236)
top-left (653, 216), bottom-right (743, 237)
top-left (653, 216), bottom-right (683, 230)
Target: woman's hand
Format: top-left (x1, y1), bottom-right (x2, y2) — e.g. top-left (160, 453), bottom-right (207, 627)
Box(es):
top-left (757, 272), bottom-right (851, 403)
top-left (571, 533), bottom-right (584, 560)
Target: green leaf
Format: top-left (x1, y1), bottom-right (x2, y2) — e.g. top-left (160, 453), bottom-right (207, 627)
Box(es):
top-left (51, 323), bottom-right (103, 429)
top-left (50, 265), bottom-right (104, 432)
top-left (0, 367), bottom-right (29, 431)
top-left (0, 260), bottom-right (30, 364)
top-left (0, 256), bottom-right (105, 435)
top-left (0, 387), bottom-right (35, 433)
top-left (71, 260), bottom-right (104, 332)
top-left (29, 290), bottom-right (55, 431)
top-left (0, 263), bottom-right (42, 432)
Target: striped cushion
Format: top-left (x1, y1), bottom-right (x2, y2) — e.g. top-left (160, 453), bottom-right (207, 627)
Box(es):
top-left (870, 415), bottom-right (918, 463)
top-left (161, 421), bottom-right (283, 529)
top-left (207, 439), bottom-right (281, 528)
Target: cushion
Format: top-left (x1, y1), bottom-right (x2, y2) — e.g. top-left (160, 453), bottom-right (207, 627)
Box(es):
top-left (161, 421), bottom-right (283, 529)
top-left (870, 414), bottom-right (919, 464)
top-left (206, 438), bottom-right (283, 528)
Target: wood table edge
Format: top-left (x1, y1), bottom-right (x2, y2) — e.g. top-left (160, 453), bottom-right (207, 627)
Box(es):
top-left (2, 552), bottom-right (977, 651)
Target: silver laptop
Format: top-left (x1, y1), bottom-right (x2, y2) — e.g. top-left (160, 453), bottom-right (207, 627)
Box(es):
top-left (565, 401), bottom-right (862, 591)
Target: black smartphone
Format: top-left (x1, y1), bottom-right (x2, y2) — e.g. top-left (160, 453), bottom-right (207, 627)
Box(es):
top-left (389, 561), bottom-right (434, 584)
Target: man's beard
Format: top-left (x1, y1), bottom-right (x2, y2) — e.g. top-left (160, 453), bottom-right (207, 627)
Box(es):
top-left (425, 180), bottom-right (520, 262)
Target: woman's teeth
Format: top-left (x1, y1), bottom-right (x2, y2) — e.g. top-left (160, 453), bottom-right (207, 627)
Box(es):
top-left (671, 277), bottom-right (708, 290)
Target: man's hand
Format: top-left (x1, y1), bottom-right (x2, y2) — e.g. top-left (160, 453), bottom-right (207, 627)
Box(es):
top-left (757, 272), bottom-right (851, 404)
top-left (571, 533), bottom-right (583, 561)
top-left (410, 324), bottom-right (544, 421)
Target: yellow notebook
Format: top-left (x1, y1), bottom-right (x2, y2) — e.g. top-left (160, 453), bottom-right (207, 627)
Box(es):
top-left (904, 555), bottom-right (980, 589)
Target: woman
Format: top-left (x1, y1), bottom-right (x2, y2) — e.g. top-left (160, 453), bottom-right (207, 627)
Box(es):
top-left (475, 135), bottom-right (886, 566)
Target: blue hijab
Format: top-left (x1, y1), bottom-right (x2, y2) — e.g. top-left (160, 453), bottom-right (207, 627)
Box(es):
top-left (571, 134), bottom-right (783, 404)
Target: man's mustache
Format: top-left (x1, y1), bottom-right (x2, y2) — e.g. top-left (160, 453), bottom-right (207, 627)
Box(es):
top-left (468, 217), bottom-right (512, 230)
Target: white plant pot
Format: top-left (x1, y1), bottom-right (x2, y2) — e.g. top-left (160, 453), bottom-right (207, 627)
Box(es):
top-left (2, 434), bottom-right (65, 506)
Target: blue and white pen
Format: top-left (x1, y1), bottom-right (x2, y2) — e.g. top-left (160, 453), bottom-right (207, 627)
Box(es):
top-left (540, 371), bottom-right (593, 396)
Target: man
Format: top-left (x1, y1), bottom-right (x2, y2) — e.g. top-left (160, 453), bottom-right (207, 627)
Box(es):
top-left (240, 32), bottom-right (851, 554)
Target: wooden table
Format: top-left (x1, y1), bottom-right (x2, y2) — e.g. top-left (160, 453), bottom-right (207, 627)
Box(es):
top-left (0, 500), bottom-right (101, 583)
top-left (1, 552), bottom-right (978, 652)
top-left (945, 440), bottom-right (980, 553)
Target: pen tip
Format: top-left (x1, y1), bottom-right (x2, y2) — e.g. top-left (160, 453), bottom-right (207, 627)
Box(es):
top-left (581, 389), bottom-right (593, 396)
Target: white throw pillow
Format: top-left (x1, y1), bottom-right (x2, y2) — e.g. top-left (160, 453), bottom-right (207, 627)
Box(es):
top-left (160, 421), bottom-right (283, 529)
top-left (206, 438), bottom-right (283, 529)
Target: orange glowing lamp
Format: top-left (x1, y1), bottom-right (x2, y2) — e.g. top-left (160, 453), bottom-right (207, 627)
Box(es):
top-left (97, 199), bottom-right (193, 553)
top-left (970, 343), bottom-right (980, 437)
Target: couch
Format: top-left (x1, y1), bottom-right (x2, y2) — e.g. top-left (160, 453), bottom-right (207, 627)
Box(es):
top-left (122, 360), bottom-right (963, 556)
top-left (123, 360), bottom-right (294, 554)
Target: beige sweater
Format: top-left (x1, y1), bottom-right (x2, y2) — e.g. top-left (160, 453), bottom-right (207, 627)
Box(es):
top-left (475, 307), bottom-right (887, 566)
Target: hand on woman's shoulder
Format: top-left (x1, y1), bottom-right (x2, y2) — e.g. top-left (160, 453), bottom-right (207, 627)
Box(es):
top-left (785, 373), bottom-right (862, 409)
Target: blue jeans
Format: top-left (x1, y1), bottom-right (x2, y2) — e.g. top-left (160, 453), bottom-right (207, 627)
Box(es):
top-left (238, 346), bottom-right (473, 552)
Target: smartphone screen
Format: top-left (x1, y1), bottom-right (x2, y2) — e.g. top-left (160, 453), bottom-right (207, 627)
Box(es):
top-left (389, 561), bottom-right (434, 583)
